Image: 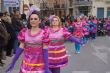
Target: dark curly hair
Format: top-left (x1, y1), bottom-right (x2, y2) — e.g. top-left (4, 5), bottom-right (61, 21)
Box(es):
top-left (27, 11), bottom-right (41, 29)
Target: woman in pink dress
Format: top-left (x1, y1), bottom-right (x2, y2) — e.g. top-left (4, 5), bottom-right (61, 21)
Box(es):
top-left (92, 16), bottom-right (98, 25)
top-left (6, 11), bottom-right (51, 73)
top-left (72, 17), bottom-right (84, 54)
top-left (46, 16), bottom-right (83, 73)
top-left (89, 16), bottom-right (97, 39)
top-left (81, 17), bottom-right (90, 43)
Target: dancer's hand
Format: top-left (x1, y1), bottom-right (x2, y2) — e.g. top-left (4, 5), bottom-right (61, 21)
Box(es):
top-left (80, 39), bottom-right (85, 45)
top-left (69, 36), bottom-right (84, 45)
top-left (6, 63), bottom-right (14, 73)
top-left (6, 48), bottom-right (24, 73)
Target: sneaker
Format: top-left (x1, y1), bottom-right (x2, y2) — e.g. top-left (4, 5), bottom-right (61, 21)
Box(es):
top-left (82, 44), bottom-right (85, 46)
top-left (75, 51), bottom-right (80, 54)
top-left (77, 51), bottom-right (80, 54)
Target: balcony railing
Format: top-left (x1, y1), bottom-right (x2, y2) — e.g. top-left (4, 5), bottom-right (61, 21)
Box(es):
top-left (54, 4), bottom-right (66, 8)
top-left (61, 4), bottom-right (66, 8)
top-left (104, 0), bottom-right (110, 3)
top-left (75, 0), bottom-right (92, 6)
top-left (40, 3), bottom-right (66, 10)
top-left (40, 3), bottom-right (54, 10)
top-left (54, 3), bottom-right (60, 8)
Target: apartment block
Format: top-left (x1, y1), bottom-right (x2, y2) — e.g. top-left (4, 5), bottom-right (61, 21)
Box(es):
top-left (92, 0), bottom-right (110, 18)
top-left (68, 0), bottom-right (110, 18)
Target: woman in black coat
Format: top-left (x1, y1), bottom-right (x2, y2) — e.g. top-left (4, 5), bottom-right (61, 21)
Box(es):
top-left (0, 20), bottom-right (9, 66)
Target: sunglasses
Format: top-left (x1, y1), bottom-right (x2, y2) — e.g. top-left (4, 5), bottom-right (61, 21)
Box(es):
top-left (30, 18), bottom-right (38, 20)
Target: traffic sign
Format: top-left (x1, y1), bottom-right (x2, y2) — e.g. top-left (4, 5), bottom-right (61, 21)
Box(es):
top-left (4, 0), bottom-right (19, 7)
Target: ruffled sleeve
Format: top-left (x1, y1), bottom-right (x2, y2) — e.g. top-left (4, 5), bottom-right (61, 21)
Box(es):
top-left (63, 27), bottom-right (72, 39)
top-left (42, 27), bottom-right (50, 45)
top-left (17, 28), bottom-right (27, 42)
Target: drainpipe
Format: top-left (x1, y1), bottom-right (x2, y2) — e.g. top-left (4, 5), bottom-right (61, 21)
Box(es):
top-left (1, 0), bottom-right (4, 12)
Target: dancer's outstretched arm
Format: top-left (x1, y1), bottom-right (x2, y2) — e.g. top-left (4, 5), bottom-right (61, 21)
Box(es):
top-left (6, 42), bottom-right (24, 73)
top-left (43, 44), bottom-right (51, 73)
top-left (68, 36), bottom-right (84, 45)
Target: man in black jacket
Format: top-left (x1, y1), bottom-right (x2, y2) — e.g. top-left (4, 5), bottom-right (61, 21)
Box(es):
top-left (11, 10), bottom-right (23, 53)
top-left (0, 12), bottom-right (9, 66)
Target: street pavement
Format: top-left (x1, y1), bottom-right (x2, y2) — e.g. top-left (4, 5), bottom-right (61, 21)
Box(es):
top-left (0, 36), bottom-right (110, 73)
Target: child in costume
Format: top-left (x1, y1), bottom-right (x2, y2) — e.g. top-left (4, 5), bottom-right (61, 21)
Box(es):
top-left (72, 17), bottom-right (84, 54)
top-left (91, 16), bottom-right (98, 39)
top-left (81, 16), bottom-right (91, 43)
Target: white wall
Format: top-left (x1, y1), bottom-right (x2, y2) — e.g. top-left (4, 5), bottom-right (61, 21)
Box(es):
top-left (91, 1), bottom-right (110, 18)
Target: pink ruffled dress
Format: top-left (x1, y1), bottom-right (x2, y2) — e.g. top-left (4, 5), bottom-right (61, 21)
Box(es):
top-left (92, 19), bottom-right (98, 24)
top-left (82, 21), bottom-right (90, 36)
top-left (47, 27), bottom-right (72, 68)
top-left (72, 22), bottom-right (84, 38)
top-left (17, 28), bottom-right (49, 73)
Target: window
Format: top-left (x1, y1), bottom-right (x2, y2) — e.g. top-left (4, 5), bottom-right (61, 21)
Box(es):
top-left (107, 7), bottom-right (110, 17)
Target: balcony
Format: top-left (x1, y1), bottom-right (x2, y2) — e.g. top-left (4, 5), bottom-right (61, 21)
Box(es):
top-left (69, 0), bottom-right (73, 7)
top-left (54, 4), bottom-right (60, 8)
top-left (61, 4), bottom-right (66, 8)
top-left (40, 3), bottom-right (54, 10)
top-left (40, 3), bottom-right (66, 10)
top-left (75, 0), bottom-right (92, 6)
top-left (54, 3), bottom-right (66, 9)
top-left (104, 0), bottom-right (110, 3)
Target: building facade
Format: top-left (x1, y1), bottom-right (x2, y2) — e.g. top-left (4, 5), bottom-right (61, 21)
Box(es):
top-left (91, 0), bottom-right (110, 18)
top-left (68, 0), bottom-right (110, 18)
top-left (24, 0), bottom-right (110, 18)
top-left (40, 0), bottom-right (67, 17)
top-left (67, 0), bottom-right (92, 17)
top-left (2, 0), bottom-right (109, 18)
top-left (75, 0), bottom-right (92, 16)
